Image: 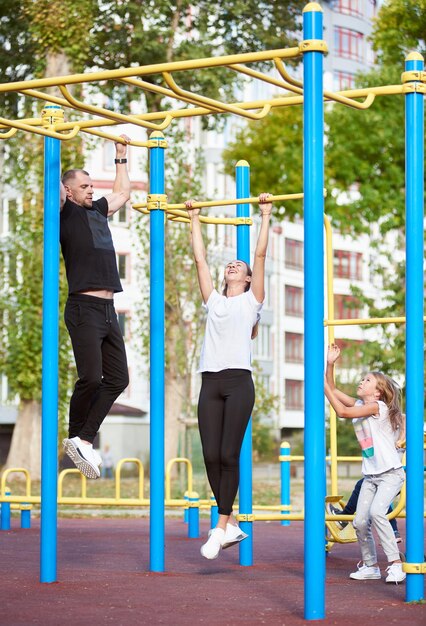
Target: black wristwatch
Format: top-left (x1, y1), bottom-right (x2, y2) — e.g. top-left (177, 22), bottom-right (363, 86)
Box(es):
top-left (114, 158), bottom-right (127, 164)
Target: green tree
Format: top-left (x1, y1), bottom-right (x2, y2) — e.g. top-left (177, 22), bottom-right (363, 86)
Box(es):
top-left (222, 104), bottom-right (304, 219)
top-left (88, 0), bottom-right (305, 112)
top-left (0, 0), bottom-right (92, 477)
top-left (251, 362), bottom-right (280, 460)
top-left (371, 0), bottom-right (426, 65)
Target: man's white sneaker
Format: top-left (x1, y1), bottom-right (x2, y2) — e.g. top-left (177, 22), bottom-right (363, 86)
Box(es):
top-left (385, 562), bottom-right (406, 584)
top-left (222, 523), bottom-right (249, 549)
top-left (200, 528), bottom-right (225, 560)
top-left (63, 437), bottom-right (100, 479)
top-left (349, 562), bottom-right (381, 580)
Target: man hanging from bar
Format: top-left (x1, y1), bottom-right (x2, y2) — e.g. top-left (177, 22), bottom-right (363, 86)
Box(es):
top-left (59, 135), bottom-right (131, 478)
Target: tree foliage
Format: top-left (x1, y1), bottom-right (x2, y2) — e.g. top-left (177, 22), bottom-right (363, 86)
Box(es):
top-left (371, 0), bottom-right (426, 65)
top-left (87, 0), bottom-right (305, 111)
top-left (222, 104), bottom-right (304, 219)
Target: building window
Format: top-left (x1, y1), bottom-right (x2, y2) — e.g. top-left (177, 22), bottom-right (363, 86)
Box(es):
top-left (264, 274), bottom-right (271, 308)
top-left (285, 285), bottom-right (303, 317)
top-left (336, 0), bottom-right (362, 17)
top-left (285, 332), bottom-right (304, 363)
top-left (285, 238), bottom-right (303, 270)
top-left (117, 204), bottom-right (128, 223)
top-left (336, 339), bottom-right (364, 367)
top-left (334, 294), bottom-right (361, 319)
top-left (117, 311), bottom-right (130, 339)
top-left (334, 27), bottom-right (363, 61)
top-left (259, 374), bottom-right (271, 392)
top-left (285, 379), bottom-right (304, 410)
top-left (117, 254), bottom-right (129, 280)
top-left (334, 71), bottom-right (355, 91)
top-left (334, 250), bottom-right (363, 280)
top-left (254, 324), bottom-right (271, 359)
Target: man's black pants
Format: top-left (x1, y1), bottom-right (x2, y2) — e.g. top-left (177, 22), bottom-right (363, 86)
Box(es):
top-left (65, 294), bottom-right (129, 443)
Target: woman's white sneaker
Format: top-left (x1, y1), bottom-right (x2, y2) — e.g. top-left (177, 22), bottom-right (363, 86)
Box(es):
top-left (349, 562), bottom-right (381, 580)
top-left (222, 523), bottom-right (249, 549)
top-left (200, 528), bottom-right (225, 559)
top-left (385, 563), bottom-right (406, 584)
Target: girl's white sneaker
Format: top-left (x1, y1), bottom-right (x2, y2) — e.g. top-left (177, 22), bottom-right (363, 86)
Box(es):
top-left (385, 563), bottom-right (406, 584)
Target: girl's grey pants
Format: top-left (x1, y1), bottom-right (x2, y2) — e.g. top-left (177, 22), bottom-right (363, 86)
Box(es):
top-left (353, 467), bottom-right (405, 566)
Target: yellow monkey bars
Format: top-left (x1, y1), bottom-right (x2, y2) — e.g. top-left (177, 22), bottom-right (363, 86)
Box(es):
top-left (1, 40), bottom-right (423, 145)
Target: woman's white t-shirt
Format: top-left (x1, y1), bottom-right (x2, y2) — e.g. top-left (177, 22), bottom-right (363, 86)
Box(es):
top-left (199, 289), bottom-right (263, 372)
top-left (353, 400), bottom-right (403, 475)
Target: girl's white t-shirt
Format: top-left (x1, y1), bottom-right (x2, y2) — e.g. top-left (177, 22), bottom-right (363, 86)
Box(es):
top-left (353, 400), bottom-right (403, 475)
top-left (199, 289), bottom-right (263, 372)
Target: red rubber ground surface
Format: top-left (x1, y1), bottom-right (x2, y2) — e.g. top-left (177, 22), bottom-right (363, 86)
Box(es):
top-left (1, 518), bottom-right (425, 625)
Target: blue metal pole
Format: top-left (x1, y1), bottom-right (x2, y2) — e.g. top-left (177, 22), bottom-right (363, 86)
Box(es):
top-left (21, 505), bottom-right (31, 530)
top-left (1, 490), bottom-right (11, 530)
top-left (404, 52), bottom-right (425, 602)
top-left (149, 131), bottom-right (166, 572)
top-left (302, 4), bottom-right (325, 620)
top-left (280, 442), bottom-right (291, 526)
top-left (235, 160), bottom-right (253, 567)
top-left (210, 495), bottom-right (219, 529)
top-left (40, 121), bottom-right (61, 583)
top-left (187, 492), bottom-right (200, 539)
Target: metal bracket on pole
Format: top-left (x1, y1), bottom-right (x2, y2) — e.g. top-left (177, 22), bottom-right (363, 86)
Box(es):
top-left (146, 138), bottom-right (168, 148)
top-left (41, 106), bottom-right (64, 127)
top-left (402, 562), bottom-right (426, 574)
top-left (401, 70), bottom-right (426, 83)
top-left (299, 39), bottom-right (328, 54)
top-left (147, 194), bottom-right (168, 211)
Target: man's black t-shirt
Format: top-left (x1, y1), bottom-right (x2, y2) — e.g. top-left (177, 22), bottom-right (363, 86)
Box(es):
top-left (60, 197), bottom-right (122, 294)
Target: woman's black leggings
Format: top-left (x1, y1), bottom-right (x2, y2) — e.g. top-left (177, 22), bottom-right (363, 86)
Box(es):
top-left (198, 369), bottom-right (255, 516)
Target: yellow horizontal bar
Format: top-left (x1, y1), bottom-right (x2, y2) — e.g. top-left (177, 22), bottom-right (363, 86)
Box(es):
top-left (229, 63), bottom-right (303, 96)
top-left (82, 127), bottom-right (155, 147)
top-left (324, 316), bottom-right (417, 327)
top-left (239, 513), bottom-right (305, 521)
top-left (132, 192), bottom-right (304, 211)
top-left (0, 116), bottom-right (80, 140)
top-left (58, 84), bottom-right (174, 131)
top-left (275, 58), bottom-right (376, 110)
top-left (163, 71), bottom-right (272, 120)
top-left (0, 127), bottom-right (18, 139)
top-left (0, 48), bottom-right (301, 94)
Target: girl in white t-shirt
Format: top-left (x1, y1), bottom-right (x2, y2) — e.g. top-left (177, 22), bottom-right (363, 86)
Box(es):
top-left (185, 193), bottom-right (272, 560)
top-left (325, 344), bottom-right (406, 584)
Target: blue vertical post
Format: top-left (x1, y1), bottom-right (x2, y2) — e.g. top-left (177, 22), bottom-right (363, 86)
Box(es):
top-left (149, 131), bottom-right (166, 572)
top-left (210, 495), bottom-right (219, 528)
top-left (187, 492), bottom-right (200, 538)
top-left (1, 490), bottom-right (11, 530)
top-left (280, 442), bottom-right (291, 526)
top-left (21, 505), bottom-right (32, 529)
top-left (40, 110), bottom-right (61, 583)
top-left (235, 160), bottom-right (253, 566)
top-left (404, 52), bottom-right (425, 602)
top-left (302, 3), bottom-right (325, 620)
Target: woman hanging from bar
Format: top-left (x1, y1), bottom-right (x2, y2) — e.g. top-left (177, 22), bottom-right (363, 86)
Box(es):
top-left (185, 193), bottom-right (272, 559)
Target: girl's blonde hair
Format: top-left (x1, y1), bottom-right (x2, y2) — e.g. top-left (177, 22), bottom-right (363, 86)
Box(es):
top-left (371, 371), bottom-right (404, 432)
